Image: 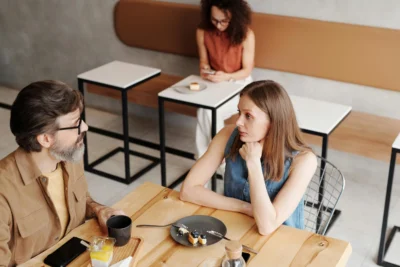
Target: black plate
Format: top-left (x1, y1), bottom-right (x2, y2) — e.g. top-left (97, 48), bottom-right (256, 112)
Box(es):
top-left (170, 215), bottom-right (227, 247)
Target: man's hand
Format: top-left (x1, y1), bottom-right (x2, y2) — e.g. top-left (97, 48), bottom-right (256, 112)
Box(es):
top-left (86, 195), bottom-right (126, 234)
top-left (94, 206), bottom-right (125, 234)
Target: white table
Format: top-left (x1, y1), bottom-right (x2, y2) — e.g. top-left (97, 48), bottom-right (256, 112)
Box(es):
top-left (290, 95), bottom-right (352, 136)
top-left (394, 135), bottom-right (400, 150)
top-left (378, 134), bottom-right (400, 267)
top-left (158, 75), bottom-right (246, 191)
top-left (78, 61), bottom-right (161, 184)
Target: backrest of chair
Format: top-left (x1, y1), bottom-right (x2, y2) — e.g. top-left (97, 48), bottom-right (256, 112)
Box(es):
top-left (303, 156), bottom-right (345, 235)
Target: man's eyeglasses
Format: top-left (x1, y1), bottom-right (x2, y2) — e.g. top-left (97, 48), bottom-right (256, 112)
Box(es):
top-left (58, 117), bottom-right (83, 135)
top-left (211, 17), bottom-right (230, 26)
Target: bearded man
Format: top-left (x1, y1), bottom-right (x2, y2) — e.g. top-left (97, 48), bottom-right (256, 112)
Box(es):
top-left (0, 80), bottom-right (124, 266)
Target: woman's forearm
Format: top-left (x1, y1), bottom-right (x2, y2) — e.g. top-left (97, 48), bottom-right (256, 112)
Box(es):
top-left (246, 159), bottom-right (278, 235)
top-left (229, 68), bottom-right (252, 81)
top-left (180, 184), bottom-right (250, 215)
top-left (199, 62), bottom-right (210, 70)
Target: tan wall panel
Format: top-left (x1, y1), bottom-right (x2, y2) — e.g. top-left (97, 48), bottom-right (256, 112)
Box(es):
top-left (114, 0), bottom-right (199, 57)
top-left (252, 13), bottom-right (400, 92)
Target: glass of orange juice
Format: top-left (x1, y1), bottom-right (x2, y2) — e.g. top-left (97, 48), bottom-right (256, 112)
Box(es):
top-left (89, 236), bottom-right (116, 267)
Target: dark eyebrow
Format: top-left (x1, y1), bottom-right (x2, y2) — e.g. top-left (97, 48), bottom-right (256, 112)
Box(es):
top-left (74, 114), bottom-right (81, 123)
top-left (238, 107), bottom-right (254, 115)
top-left (212, 16), bottom-right (229, 21)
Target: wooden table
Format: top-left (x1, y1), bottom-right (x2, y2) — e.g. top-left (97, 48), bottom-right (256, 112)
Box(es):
top-left (25, 182), bottom-right (352, 267)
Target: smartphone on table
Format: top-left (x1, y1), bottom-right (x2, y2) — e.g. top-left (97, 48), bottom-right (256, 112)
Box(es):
top-left (202, 69), bottom-right (216, 75)
top-left (43, 236), bottom-right (88, 267)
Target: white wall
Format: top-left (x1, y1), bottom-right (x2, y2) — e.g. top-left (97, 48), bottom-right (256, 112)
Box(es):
top-left (158, 0), bottom-right (400, 29)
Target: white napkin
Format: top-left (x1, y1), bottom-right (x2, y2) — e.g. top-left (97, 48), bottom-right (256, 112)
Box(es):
top-left (110, 256), bottom-right (132, 267)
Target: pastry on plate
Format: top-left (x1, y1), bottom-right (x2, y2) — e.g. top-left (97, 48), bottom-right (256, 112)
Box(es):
top-left (199, 234), bottom-right (207, 245)
top-left (188, 231), bottom-right (199, 245)
top-left (178, 227), bottom-right (189, 235)
top-left (189, 82), bottom-right (200, 91)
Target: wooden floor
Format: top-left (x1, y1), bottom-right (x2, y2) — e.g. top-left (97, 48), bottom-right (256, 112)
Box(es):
top-left (302, 111), bottom-right (400, 164)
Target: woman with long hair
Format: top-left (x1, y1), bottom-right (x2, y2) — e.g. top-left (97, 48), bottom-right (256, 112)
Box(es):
top-left (181, 81), bottom-right (317, 235)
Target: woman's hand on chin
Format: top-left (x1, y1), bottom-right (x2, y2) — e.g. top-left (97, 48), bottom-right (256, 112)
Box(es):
top-left (239, 140), bottom-right (263, 163)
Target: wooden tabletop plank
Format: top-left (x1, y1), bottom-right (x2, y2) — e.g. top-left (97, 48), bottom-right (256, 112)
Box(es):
top-left (248, 226), bottom-right (351, 267)
top-left (113, 182), bottom-right (166, 217)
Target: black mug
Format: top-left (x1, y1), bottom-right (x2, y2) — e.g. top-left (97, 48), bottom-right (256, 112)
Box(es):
top-left (106, 215), bottom-right (132, 246)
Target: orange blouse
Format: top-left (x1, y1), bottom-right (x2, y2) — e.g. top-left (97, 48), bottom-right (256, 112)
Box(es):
top-left (204, 30), bottom-right (243, 73)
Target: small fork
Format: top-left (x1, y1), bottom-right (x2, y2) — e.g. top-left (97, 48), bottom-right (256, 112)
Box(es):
top-left (136, 222), bottom-right (188, 229)
top-left (207, 230), bottom-right (259, 254)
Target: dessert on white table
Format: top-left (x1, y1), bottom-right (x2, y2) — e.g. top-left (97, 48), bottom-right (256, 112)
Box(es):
top-left (189, 82), bottom-right (200, 91)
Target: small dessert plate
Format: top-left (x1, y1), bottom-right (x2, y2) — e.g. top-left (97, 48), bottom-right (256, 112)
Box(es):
top-left (173, 83), bottom-right (207, 94)
top-left (170, 215), bottom-right (227, 247)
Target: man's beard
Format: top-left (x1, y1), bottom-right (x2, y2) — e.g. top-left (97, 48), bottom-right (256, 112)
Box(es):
top-left (50, 133), bottom-right (86, 162)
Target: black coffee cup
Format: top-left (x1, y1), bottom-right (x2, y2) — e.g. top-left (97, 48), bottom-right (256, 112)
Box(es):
top-left (106, 215), bottom-right (132, 246)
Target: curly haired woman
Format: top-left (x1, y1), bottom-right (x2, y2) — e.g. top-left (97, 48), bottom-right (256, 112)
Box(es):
top-left (196, 0), bottom-right (255, 161)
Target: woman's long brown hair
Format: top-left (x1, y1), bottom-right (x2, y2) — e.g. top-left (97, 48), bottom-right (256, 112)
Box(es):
top-left (228, 80), bottom-right (312, 181)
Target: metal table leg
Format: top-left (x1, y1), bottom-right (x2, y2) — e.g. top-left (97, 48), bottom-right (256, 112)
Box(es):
top-left (378, 148), bottom-right (399, 267)
top-left (159, 98), bottom-right (167, 187)
top-left (211, 108), bottom-right (217, 192)
top-left (121, 90), bottom-right (131, 182)
top-left (78, 79), bottom-right (90, 169)
top-left (316, 135), bottom-right (328, 232)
